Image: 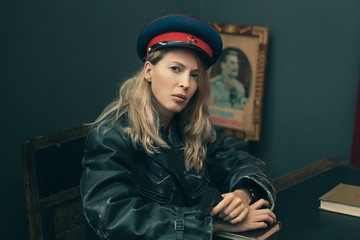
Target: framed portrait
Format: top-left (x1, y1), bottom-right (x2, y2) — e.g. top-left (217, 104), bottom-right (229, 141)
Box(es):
top-left (208, 23), bottom-right (269, 141)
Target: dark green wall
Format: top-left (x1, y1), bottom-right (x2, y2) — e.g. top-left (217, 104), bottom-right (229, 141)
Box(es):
top-left (0, 1), bottom-right (199, 238)
top-left (1, 0), bottom-right (359, 239)
top-left (201, 0), bottom-right (360, 176)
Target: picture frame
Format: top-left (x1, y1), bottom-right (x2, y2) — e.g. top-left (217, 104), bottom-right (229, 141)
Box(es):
top-left (208, 23), bottom-right (269, 141)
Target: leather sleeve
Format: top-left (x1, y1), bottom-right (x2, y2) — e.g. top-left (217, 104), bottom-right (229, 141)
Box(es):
top-left (80, 125), bottom-right (213, 240)
top-left (206, 133), bottom-right (276, 210)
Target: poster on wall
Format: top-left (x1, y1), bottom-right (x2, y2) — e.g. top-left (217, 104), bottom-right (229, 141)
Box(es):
top-left (209, 23), bottom-right (269, 141)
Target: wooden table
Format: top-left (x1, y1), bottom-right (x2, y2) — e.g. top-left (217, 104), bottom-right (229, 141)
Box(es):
top-left (272, 158), bottom-right (360, 240)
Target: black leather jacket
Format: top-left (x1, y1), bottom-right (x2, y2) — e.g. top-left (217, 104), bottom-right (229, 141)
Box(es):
top-left (80, 119), bottom-right (276, 240)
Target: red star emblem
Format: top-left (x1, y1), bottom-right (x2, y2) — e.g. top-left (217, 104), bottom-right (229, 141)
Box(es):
top-left (187, 36), bottom-right (197, 45)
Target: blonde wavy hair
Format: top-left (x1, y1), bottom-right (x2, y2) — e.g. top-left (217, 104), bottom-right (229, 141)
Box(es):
top-left (93, 48), bottom-right (216, 172)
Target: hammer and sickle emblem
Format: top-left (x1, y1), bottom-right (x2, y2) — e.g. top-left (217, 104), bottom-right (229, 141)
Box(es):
top-left (187, 36), bottom-right (197, 45)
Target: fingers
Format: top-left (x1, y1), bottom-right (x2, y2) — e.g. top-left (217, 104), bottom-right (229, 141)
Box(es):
top-left (228, 207), bottom-right (249, 224)
top-left (265, 209), bottom-right (277, 223)
top-left (220, 195), bottom-right (244, 218)
top-left (213, 213), bottom-right (272, 233)
top-left (248, 221), bottom-right (268, 230)
top-left (249, 199), bottom-right (276, 224)
top-left (211, 191), bottom-right (250, 224)
top-left (210, 195), bottom-right (233, 216)
top-left (213, 207), bottom-right (277, 233)
top-left (221, 201), bottom-right (244, 221)
top-left (254, 209), bottom-right (276, 224)
top-left (250, 199), bottom-right (270, 210)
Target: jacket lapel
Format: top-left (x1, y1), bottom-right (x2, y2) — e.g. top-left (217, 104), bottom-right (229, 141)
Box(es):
top-left (149, 149), bottom-right (193, 206)
top-left (147, 117), bottom-right (193, 206)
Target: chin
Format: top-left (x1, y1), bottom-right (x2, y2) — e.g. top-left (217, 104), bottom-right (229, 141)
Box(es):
top-left (170, 106), bottom-right (186, 113)
top-left (173, 108), bottom-right (185, 113)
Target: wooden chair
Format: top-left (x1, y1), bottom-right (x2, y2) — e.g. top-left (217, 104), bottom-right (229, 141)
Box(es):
top-left (22, 125), bottom-right (98, 240)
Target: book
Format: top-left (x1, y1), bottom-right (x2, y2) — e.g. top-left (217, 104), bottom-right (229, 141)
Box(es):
top-left (319, 183), bottom-right (360, 217)
top-left (214, 221), bottom-right (281, 240)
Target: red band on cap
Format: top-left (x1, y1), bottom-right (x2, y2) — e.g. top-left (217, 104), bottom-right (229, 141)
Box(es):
top-left (147, 32), bottom-right (213, 58)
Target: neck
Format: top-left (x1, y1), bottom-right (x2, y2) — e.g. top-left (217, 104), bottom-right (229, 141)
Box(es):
top-left (160, 113), bottom-right (173, 130)
top-left (223, 73), bottom-right (233, 80)
top-left (154, 103), bottom-right (174, 130)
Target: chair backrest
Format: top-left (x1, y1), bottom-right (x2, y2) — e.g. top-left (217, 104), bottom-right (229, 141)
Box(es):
top-left (22, 124), bottom-right (98, 240)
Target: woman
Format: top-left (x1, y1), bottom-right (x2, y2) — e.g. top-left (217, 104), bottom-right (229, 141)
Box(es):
top-left (81, 14), bottom-right (276, 240)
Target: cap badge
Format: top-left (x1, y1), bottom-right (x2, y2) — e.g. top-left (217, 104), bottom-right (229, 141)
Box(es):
top-left (187, 36), bottom-right (197, 45)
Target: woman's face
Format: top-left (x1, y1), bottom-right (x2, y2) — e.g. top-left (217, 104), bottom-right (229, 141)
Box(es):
top-left (144, 49), bottom-right (199, 124)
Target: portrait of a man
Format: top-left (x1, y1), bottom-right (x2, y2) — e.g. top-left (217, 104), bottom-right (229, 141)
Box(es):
top-left (210, 47), bottom-right (252, 110)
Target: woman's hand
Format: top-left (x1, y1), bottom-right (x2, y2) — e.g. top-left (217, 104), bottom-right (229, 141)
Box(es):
top-left (212, 199), bottom-right (276, 233)
top-left (210, 189), bottom-right (251, 224)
